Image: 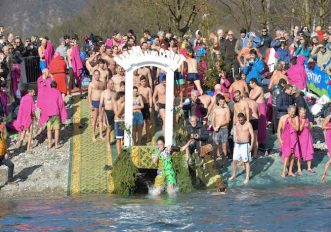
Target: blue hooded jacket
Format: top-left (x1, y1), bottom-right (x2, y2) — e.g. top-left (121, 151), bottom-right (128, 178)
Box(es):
top-left (243, 58), bottom-right (265, 84)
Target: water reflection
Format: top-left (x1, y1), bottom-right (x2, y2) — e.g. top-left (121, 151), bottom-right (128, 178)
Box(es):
top-left (0, 186), bottom-right (331, 231)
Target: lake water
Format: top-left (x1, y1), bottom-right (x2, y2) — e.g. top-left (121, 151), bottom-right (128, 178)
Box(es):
top-left (1, 186), bottom-right (331, 231)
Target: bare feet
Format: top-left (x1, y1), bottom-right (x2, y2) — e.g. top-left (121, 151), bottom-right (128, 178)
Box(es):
top-left (288, 172), bottom-right (296, 177)
top-left (229, 175), bottom-right (236, 181)
top-left (55, 144), bottom-right (63, 149)
top-left (243, 178), bottom-right (249, 185)
top-left (92, 137), bottom-right (97, 142)
top-left (307, 169), bottom-right (315, 173)
top-left (99, 136), bottom-right (105, 141)
top-left (281, 173), bottom-right (286, 178)
top-left (297, 171), bottom-right (303, 176)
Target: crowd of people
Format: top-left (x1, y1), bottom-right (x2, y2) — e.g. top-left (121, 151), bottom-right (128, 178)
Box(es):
top-left (0, 23), bottom-right (331, 193)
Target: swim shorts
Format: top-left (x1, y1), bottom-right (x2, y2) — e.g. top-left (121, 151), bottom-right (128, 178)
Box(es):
top-left (187, 73), bottom-right (199, 81)
top-left (250, 119), bottom-right (259, 131)
top-left (91, 100), bottom-right (100, 109)
top-left (133, 111), bottom-right (143, 126)
top-left (159, 103), bottom-right (166, 110)
top-left (47, 115), bottom-right (60, 130)
top-left (105, 110), bottom-right (114, 127)
top-left (213, 128), bottom-right (228, 145)
top-left (40, 60), bottom-right (47, 71)
top-left (141, 103), bottom-right (150, 120)
top-left (114, 120), bottom-right (124, 139)
top-left (175, 71), bottom-right (185, 85)
top-left (233, 142), bottom-right (251, 162)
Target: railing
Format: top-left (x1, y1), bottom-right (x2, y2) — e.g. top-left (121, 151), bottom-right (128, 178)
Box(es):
top-left (22, 56), bottom-right (41, 83)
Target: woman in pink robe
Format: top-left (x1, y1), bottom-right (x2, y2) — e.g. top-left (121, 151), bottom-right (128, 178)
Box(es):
top-left (37, 69), bottom-right (52, 127)
top-left (297, 108), bottom-right (314, 173)
top-left (13, 89), bottom-right (36, 152)
top-left (278, 105), bottom-right (300, 177)
top-left (10, 63), bottom-right (21, 99)
top-left (322, 114), bottom-right (331, 183)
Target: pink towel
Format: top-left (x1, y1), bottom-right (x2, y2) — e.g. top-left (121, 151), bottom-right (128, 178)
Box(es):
top-left (298, 118), bottom-right (314, 161)
top-left (266, 94), bottom-right (273, 122)
top-left (258, 102), bottom-right (267, 144)
top-left (281, 118), bottom-right (300, 160)
top-left (71, 45), bottom-right (83, 84)
top-left (0, 89), bottom-right (9, 115)
top-left (13, 94), bottom-right (35, 131)
top-left (37, 76), bottom-right (52, 127)
top-left (10, 63), bottom-right (21, 97)
top-left (45, 41), bottom-right (55, 68)
top-left (287, 55), bottom-right (307, 90)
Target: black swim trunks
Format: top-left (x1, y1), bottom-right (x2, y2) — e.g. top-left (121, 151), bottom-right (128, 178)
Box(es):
top-left (250, 119), bottom-right (259, 131)
top-left (105, 110), bottom-right (115, 127)
top-left (159, 103), bottom-right (166, 110)
top-left (141, 103), bottom-right (150, 120)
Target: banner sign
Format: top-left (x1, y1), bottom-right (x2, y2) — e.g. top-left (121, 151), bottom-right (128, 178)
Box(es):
top-left (305, 64), bottom-right (331, 98)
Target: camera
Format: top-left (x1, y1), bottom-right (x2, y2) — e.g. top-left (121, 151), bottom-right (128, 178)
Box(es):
top-left (191, 133), bottom-right (199, 139)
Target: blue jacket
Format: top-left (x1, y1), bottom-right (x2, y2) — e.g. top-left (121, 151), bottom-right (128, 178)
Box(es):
top-left (276, 47), bottom-right (291, 64)
top-left (243, 58), bottom-right (265, 84)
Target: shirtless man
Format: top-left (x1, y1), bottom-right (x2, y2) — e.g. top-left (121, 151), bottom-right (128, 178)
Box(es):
top-left (112, 66), bottom-right (125, 92)
top-left (229, 113), bottom-right (254, 184)
top-left (99, 80), bottom-right (116, 152)
top-left (207, 84), bottom-right (222, 117)
top-left (137, 67), bottom-right (152, 89)
top-left (86, 48), bottom-right (101, 73)
top-left (243, 92), bottom-right (259, 158)
top-left (102, 46), bottom-right (116, 75)
top-left (199, 93), bottom-right (212, 120)
top-left (229, 74), bottom-right (249, 99)
top-left (114, 91), bottom-right (125, 155)
top-left (133, 69), bottom-right (141, 88)
top-left (212, 94), bottom-right (230, 166)
top-left (186, 52), bottom-right (203, 95)
top-left (268, 63), bottom-right (288, 91)
top-left (233, 90), bottom-right (250, 127)
top-left (139, 75), bottom-right (153, 142)
top-left (93, 59), bottom-right (109, 87)
top-left (38, 38), bottom-right (46, 71)
top-left (88, 70), bottom-right (105, 141)
top-left (153, 76), bottom-right (167, 130)
top-left (249, 78), bottom-right (266, 146)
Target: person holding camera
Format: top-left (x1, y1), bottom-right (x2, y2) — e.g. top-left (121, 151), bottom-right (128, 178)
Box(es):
top-left (181, 115), bottom-right (209, 164)
top-left (243, 49), bottom-right (265, 84)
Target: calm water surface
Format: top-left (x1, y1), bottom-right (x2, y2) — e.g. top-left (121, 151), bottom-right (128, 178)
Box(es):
top-left (1, 186), bottom-right (331, 231)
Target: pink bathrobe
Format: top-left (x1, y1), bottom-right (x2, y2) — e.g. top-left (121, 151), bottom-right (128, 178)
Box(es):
top-left (44, 88), bottom-right (67, 124)
top-left (258, 101), bottom-right (267, 145)
top-left (71, 45), bottom-right (83, 84)
top-left (281, 118), bottom-right (301, 160)
top-left (13, 94), bottom-right (35, 131)
top-left (44, 41), bottom-right (55, 68)
top-left (0, 89), bottom-right (9, 115)
top-left (37, 76), bottom-right (52, 127)
top-left (287, 55), bottom-right (307, 90)
top-left (326, 122), bottom-right (331, 156)
top-left (298, 118), bottom-right (314, 161)
top-left (10, 63), bottom-right (21, 98)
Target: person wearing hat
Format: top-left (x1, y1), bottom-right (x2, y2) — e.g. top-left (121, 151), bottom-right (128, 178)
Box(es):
top-left (235, 28), bottom-right (247, 54)
top-left (55, 37), bottom-right (68, 59)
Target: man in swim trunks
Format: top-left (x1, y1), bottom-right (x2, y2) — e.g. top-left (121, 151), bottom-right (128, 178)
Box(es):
top-left (132, 86), bottom-right (144, 145)
top-left (185, 50), bottom-right (203, 95)
top-left (139, 75), bottom-right (152, 143)
top-left (112, 65), bottom-right (125, 92)
top-left (114, 91), bottom-right (125, 155)
top-left (92, 59), bottom-right (109, 88)
top-left (88, 69), bottom-right (105, 141)
top-left (38, 38), bottom-right (46, 71)
top-left (243, 92), bottom-right (259, 158)
top-left (233, 90), bottom-right (250, 143)
top-left (229, 113), bottom-right (254, 184)
top-left (100, 79), bottom-right (116, 152)
top-left (153, 76), bottom-right (167, 130)
top-left (137, 66), bottom-right (153, 89)
top-left (212, 94), bottom-right (230, 166)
